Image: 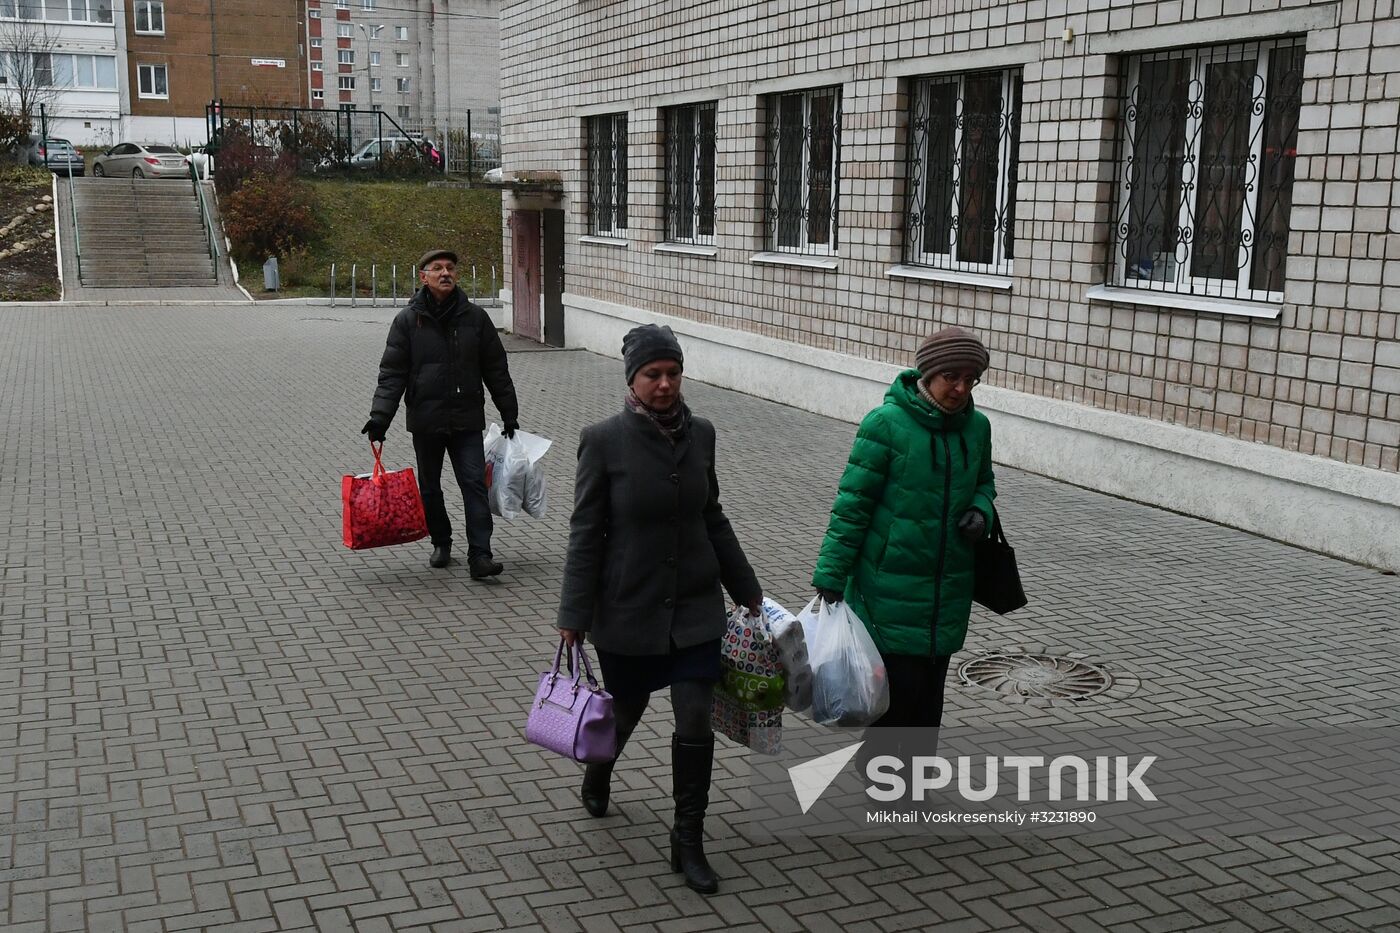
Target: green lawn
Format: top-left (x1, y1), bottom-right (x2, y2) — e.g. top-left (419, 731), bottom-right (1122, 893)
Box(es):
top-left (268, 179), bottom-right (504, 299)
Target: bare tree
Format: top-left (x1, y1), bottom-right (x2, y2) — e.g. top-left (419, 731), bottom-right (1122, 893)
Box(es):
top-left (0, 12), bottom-right (65, 161)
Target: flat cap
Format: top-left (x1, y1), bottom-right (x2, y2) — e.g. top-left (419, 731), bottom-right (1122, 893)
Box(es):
top-left (418, 248), bottom-right (458, 269)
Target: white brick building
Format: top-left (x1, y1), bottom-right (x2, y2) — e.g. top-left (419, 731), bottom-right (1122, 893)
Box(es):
top-left (499, 0), bottom-right (1400, 571)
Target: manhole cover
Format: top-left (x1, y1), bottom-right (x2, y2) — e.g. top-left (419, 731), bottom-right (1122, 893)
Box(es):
top-left (958, 653), bottom-right (1113, 701)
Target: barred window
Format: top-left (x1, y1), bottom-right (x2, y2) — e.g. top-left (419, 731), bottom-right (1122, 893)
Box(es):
top-left (663, 102), bottom-right (717, 244)
top-left (587, 113), bottom-right (628, 237)
top-left (1112, 38), bottom-right (1304, 300)
top-left (905, 69), bottom-right (1021, 273)
top-left (765, 87), bottom-right (841, 253)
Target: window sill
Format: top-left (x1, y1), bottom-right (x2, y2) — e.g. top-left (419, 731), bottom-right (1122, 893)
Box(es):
top-left (887, 264), bottom-right (1013, 291)
top-left (579, 235), bottom-right (629, 248)
top-left (750, 251), bottom-right (839, 271)
top-left (653, 242), bottom-right (718, 258)
top-left (1085, 285), bottom-right (1283, 320)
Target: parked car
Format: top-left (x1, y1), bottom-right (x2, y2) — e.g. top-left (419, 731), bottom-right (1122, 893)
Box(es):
top-left (27, 138), bottom-right (85, 176)
top-left (348, 137), bottom-right (435, 170)
top-left (186, 145), bottom-right (214, 179)
top-left (92, 142), bottom-right (191, 179)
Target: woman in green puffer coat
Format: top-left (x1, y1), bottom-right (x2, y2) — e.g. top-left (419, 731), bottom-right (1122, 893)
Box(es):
top-left (811, 327), bottom-right (996, 729)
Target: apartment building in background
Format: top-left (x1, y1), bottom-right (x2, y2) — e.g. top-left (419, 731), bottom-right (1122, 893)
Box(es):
top-left (304, 0), bottom-right (498, 126)
top-left (499, 0), bottom-right (1400, 572)
top-left (124, 0), bottom-right (305, 144)
top-left (0, 0), bottom-right (123, 146)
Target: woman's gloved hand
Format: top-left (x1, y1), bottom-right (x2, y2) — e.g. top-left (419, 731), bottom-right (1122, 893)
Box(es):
top-left (957, 509), bottom-right (987, 542)
top-left (816, 587), bottom-right (844, 605)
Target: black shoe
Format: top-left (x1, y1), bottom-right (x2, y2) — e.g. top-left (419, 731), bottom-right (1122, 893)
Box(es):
top-left (429, 545), bottom-right (451, 569)
top-left (581, 761), bottom-right (614, 817)
top-left (468, 555), bottom-right (503, 579)
top-left (669, 735), bottom-right (718, 894)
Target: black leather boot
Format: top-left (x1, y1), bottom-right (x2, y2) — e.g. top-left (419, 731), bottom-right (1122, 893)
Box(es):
top-left (580, 760), bottom-right (614, 817)
top-left (669, 734), bottom-right (718, 894)
top-left (429, 545), bottom-right (451, 568)
top-left (580, 697), bottom-right (643, 817)
top-left (468, 554), bottom-right (503, 579)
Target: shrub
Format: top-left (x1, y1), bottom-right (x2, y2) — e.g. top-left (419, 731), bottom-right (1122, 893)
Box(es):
top-left (223, 171), bottom-right (317, 262)
top-left (0, 110), bottom-right (30, 156)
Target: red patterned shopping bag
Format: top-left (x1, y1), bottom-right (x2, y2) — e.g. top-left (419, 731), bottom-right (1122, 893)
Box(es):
top-left (341, 442), bottom-right (429, 549)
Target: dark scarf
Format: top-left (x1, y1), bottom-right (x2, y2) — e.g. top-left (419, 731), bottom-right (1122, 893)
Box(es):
top-left (420, 285), bottom-right (461, 321)
top-left (625, 388), bottom-right (691, 444)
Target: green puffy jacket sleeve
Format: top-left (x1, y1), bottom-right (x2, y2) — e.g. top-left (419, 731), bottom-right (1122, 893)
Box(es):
top-left (971, 418), bottom-right (996, 528)
top-left (811, 409), bottom-right (893, 591)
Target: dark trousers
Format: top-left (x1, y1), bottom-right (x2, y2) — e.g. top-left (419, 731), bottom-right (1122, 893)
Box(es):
top-left (612, 679), bottom-right (715, 753)
top-left (413, 429), bottom-right (492, 559)
top-left (871, 652), bottom-right (953, 729)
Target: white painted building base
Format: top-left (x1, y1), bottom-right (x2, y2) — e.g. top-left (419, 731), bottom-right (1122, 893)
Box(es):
top-left (548, 292), bottom-right (1400, 574)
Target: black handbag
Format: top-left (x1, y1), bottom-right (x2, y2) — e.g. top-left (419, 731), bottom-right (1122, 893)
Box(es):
top-left (973, 509), bottom-right (1028, 614)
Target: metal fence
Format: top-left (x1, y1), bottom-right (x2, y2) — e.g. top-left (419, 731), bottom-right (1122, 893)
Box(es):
top-left (324, 262), bottom-right (500, 306)
top-left (204, 102), bottom-right (500, 178)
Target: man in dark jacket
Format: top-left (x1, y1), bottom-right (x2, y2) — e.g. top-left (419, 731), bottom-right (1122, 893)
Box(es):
top-left (362, 248), bottom-right (519, 577)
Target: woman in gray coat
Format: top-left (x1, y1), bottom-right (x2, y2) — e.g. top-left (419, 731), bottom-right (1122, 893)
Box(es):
top-left (557, 324), bottom-right (761, 895)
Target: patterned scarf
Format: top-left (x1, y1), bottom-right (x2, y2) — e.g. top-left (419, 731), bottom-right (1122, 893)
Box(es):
top-left (626, 388), bottom-right (691, 444)
top-left (918, 378), bottom-right (967, 415)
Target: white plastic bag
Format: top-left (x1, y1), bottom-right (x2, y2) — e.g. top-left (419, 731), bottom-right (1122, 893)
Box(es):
top-left (483, 424), bottom-right (552, 519)
top-left (797, 596), bottom-right (889, 727)
top-left (759, 598), bottom-right (813, 712)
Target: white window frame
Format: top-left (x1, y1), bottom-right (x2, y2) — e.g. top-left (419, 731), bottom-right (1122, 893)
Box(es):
top-left (766, 87), bottom-right (841, 255)
top-left (394, 25), bottom-right (407, 40)
top-left (663, 101), bottom-right (717, 245)
top-left (336, 23), bottom-right (352, 38)
top-left (906, 69), bottom-right (1021, 276)
top-left (370, 76), bottom-right (381, 92)
top-left (312, 88), bottom-right (324, 101)
top-left (337, 49), bottom-right (353, 65)
top-left (310, 37), bottom-right (322, 48)
top-left (132, 0), bottom-right (163, 34)
top-left (394, 52), bottom-right (407, 66)
top-left (395, 76), bottom-right (410, 93)
top-left (338, 75), bottom-right (354, 90)
top-left (311, 61), bottom-right (323, 72)
top-left (136, 62), bottom-right (168, 99)
top-left (368, 51), bottom-right (379, 66)
top-left (587, 112), bottom-right (628, 237)
top-left (361, 0), bottom-right (375, 9)
top-left (369, 24), bottom-right (383, 38)
top-left (308, 8), bottom-right (320, 18)
top-left (1113, 38), bottom-right (1304, 304)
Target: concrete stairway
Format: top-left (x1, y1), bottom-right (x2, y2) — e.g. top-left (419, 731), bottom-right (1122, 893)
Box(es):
top-left (72, 178), bottom-right (217, 287)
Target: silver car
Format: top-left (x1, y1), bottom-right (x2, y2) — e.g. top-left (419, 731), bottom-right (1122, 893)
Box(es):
top-left (29, 138), bottom-right (86, 176)
top-left (92, 142), bottom-right (191, 179)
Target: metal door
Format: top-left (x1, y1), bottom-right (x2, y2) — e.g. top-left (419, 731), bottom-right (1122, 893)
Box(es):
top-left (511, 209), bottom-right (542, 342)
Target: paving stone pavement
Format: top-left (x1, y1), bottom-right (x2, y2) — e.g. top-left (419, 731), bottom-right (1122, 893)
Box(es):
top-left (1, 303), bottom-right (1398, 933)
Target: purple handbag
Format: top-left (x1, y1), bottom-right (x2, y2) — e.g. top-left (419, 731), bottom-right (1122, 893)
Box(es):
top-left (525, 640), bottom-right (617, 764)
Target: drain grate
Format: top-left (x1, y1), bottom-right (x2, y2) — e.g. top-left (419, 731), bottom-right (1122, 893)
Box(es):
top-left (958, 653), bottom-right (1113, 701)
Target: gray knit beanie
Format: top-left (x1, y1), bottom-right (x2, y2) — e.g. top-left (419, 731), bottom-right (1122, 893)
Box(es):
top-left (914, 327), bottom-right (990, 378)
top-left (622, 324), bottom-right (684, 384)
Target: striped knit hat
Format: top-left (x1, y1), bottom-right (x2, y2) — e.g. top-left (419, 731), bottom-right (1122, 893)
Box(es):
top-left (914, 327), bottom-right (990, 378)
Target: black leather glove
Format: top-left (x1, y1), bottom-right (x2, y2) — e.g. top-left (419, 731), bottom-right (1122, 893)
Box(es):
top-left (957, 508), bottom-right (987, 543)
top-left (503, 420), bottom-right (519, 439)
top-left (816, 587), bottom-right (844, 605)
top-left (361, 418), bottom-right (388, 443)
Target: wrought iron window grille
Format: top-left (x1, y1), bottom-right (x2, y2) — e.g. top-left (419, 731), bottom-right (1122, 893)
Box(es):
top-left (1111, 38), bottom-right (1304, 302)
top-left (765, 87), bottom-right (842, 255)
top-left (664, 102), bottom-right (717, 245)
top-left (587, 113), bottom-right (628, 237)
top-left (904, 69), bottom-right (1022, 274)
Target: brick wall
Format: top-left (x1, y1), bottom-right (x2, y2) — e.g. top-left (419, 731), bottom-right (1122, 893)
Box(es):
top-left (501, 0), bottom-right (1400, 473)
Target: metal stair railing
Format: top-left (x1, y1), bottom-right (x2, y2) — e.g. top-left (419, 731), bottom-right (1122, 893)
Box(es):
top-left (190, 168), bottom-right (219, 282)
top-left (66, 166), bottom-right (81, 281)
